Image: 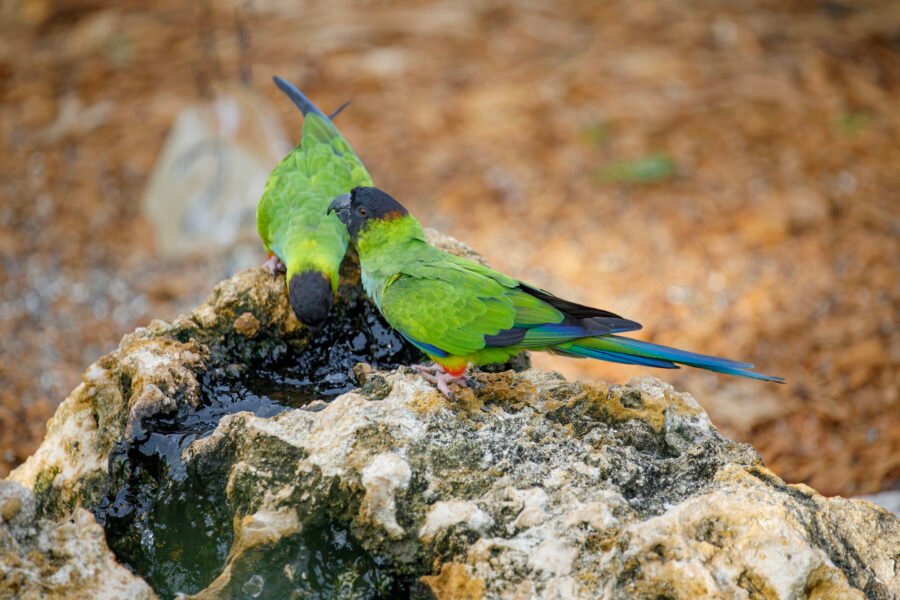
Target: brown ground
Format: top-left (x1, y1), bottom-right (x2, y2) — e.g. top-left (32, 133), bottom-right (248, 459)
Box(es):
top-left (0, 0), bottom-right (897, 496)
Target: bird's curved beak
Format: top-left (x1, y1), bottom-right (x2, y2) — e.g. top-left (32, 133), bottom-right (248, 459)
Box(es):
top-left (327, 193), bottom-right (352, 218)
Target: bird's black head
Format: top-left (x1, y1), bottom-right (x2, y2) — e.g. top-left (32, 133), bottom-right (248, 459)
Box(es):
top-left (327, 186), bottom-right (409, 240)
top-left (288, 271), bottom-right (333, 326)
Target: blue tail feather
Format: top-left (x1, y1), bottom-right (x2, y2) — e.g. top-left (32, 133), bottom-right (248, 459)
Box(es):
top-left (560, 335), bottom-right (784, 383)
top-left (556, 345), bottom-right (678, 369)
top-left (273, 76), bottom-right (329, 120)
top-left (600, 336), bottom-right (755, 370)
top-left (329, 100), bottom-right (352, 120)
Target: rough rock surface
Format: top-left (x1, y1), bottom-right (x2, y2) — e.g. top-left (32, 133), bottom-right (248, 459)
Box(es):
top-left (0, 480), bottom-right (155, 599)
top-left (181, 370), bottom-right (899, 599)
top-left (4, 230), bottom-right (899, 599)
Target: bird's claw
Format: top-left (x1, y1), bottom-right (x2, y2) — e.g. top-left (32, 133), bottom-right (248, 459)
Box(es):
top-left (466, 377), bottom-right (485, 391)
top-left (413, 364), bottom-right (444, 376)
top-left (435, 377), bottom-right (454, 398)
top-left (414, 366), bottom-right (471, 399)
top-left (263, 254), bottom-right (286, 278)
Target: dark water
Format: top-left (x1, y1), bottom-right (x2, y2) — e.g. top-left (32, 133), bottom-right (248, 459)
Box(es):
top-left (209, 522), bottom-right (401, 599)
top-left (91, 294), bottom-right (423, 599)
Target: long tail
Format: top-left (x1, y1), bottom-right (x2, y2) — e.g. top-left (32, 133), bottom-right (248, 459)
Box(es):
top-left (554, 335), bottom-right (784, 383)
top-left (272, 76), bottom-right (329, 119)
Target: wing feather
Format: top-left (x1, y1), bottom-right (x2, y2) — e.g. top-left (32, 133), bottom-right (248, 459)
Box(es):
top-left (380, 255), bottom-right (640, 357)
top-left (381, 271), bottom-right (515, 357)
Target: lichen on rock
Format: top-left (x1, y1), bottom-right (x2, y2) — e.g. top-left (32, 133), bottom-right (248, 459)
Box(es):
top-left (3, 230), bottom-right (898, 599)
top-left (0, 480), bottom-right (156, 599)
top-left (153, 366), bottom-right (898, 599)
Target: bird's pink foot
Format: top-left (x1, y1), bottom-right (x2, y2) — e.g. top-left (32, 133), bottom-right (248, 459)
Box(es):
top-left (413, 364), bottom-right (444, 376)
top-left (415, 366), bottom-right (470, 398)
top-left (262, 254), bottom-right (285, 277)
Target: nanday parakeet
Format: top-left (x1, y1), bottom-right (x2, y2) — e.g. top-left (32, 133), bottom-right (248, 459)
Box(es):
top-left (328, 187), bottom-right (783, 396)
top-left (256, 76), bottom-right (371, 325)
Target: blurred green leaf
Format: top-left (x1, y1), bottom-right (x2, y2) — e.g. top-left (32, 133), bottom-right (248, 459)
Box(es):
top-left (835, 110), bottom-right (874, 135)
top-left (595, 153), bottom-right (675, 184)
top-left (581, 122), bottom-right (611, 148)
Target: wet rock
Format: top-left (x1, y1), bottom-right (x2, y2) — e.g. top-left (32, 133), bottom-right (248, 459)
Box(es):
top-left (173, 371), bottom-right (898, 598)
top-left (4, 232), bottom-right (897, 599)
top-left (233, 311), bottom-right (261, 338)
top-left (0, 480), bottom-right (155, 599)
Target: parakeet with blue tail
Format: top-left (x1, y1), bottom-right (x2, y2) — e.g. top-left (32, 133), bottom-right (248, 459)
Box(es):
top-left (256, 76), bottom-right (371, 325)
top-left (328, 186), bottom-right (783, 396)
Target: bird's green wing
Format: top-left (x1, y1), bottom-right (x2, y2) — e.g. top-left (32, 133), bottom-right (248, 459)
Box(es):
top-left (257, 112), bottom-right (371, 278)
top-left (379, 256), bottom-right (568, 356)
top-left (380, 253), bottom-right (642, 357)
top-left (381, 269), bottom-right (515, 357)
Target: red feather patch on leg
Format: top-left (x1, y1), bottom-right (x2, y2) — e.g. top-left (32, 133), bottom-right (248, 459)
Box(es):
top-left (414, 360), bottom-right (470, 398)
top-left (441, 364), bottom-right (468, 377)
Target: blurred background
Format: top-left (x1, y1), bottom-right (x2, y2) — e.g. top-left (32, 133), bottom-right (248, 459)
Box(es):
top-left (0, 0), bottom-right (897, 498)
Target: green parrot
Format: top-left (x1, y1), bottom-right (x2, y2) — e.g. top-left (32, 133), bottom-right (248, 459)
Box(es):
top-left (328, 186), bottom-right (783, 396)
top-left (256, 76), bottom-right (371, 325)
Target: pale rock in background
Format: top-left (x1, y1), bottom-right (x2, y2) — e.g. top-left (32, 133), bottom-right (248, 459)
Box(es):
top-left (141, 88), bottom-right (290, 260)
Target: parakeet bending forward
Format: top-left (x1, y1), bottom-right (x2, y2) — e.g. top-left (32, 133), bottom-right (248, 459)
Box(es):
top-left (256, 76), bottom-right (371, 325)
top-left (328, 187), bottom-right (783, 396)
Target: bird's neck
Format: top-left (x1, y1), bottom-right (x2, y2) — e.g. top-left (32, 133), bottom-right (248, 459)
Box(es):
top-left (355, 216), bottom-right (426, 304)
top-left (356, 215), bottom-right (425, 259)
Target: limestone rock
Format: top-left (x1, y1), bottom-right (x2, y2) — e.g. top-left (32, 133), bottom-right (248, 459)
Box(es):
top-left (141, 88), bottom-right (290, 258)
top-left (176, 370), bottom-right (899, 599)
top-left (0, 480), bottom-right (156, 599)
top-left (4, 231), bottom-right (898, 599)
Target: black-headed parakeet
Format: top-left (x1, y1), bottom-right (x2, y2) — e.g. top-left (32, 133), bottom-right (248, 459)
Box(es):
top-left (328, 187), bottom-right (783, 396)
top-left (257, 77), bottom-right (371, 325)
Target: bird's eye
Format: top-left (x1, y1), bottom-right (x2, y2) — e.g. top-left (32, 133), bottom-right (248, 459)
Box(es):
top-left (358, 207), bottom-right (368, 217)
